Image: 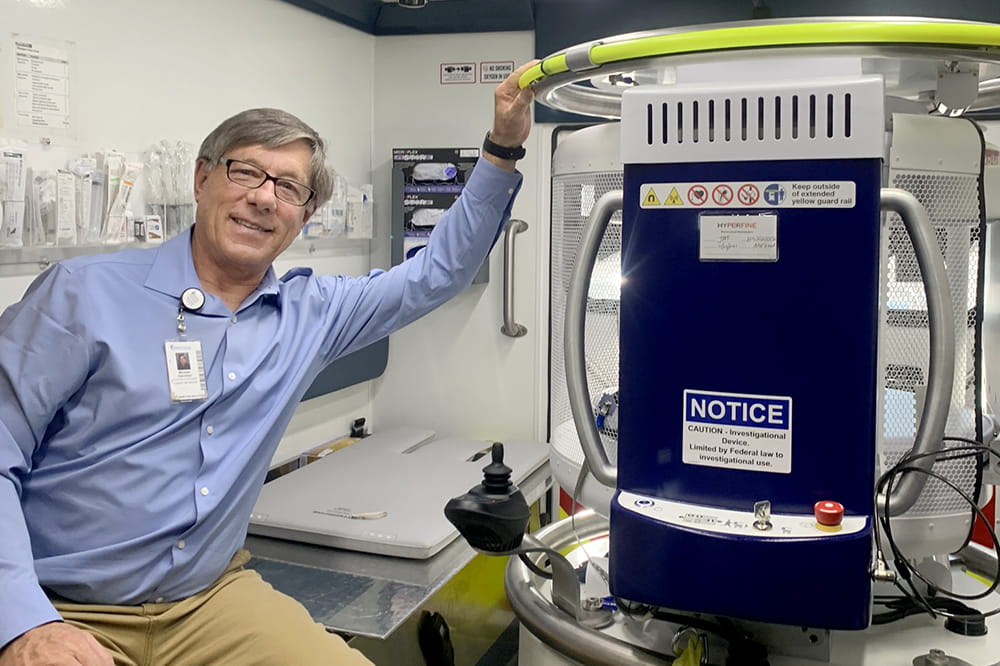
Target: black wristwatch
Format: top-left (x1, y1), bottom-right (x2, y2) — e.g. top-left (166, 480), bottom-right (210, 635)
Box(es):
top-left (482, 131), bottom-right (526, 161)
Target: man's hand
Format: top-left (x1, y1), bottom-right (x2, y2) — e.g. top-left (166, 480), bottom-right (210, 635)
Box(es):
top-left (485, 60), bottom-right (538, 169)
top-left (0, 622), bottom-right (113, 666)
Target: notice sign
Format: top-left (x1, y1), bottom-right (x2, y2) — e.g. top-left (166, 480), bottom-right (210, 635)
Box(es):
top-left (440, 62), bottom-right (475, 84)
top-left (480, 61), bottom-right (514, 83)
top-left (683, 389), bottom-right (792, 474)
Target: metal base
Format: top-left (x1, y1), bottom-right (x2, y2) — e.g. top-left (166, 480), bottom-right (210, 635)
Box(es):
top-left (508, 512), bottom-right (1000, 665)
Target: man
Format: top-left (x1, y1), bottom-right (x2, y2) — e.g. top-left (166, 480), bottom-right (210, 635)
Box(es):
top-left (0, 62), bottom-right (535, 665)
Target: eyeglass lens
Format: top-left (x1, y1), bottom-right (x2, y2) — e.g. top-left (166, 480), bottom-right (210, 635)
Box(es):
top-left (225, 160), bottom-right (313, 206)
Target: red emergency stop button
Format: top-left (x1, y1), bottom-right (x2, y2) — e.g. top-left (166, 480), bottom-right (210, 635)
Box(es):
top-left (814, 501), bottom-right (844, 528)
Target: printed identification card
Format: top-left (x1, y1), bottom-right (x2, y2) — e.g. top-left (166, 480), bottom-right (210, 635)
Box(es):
top-left (165, 339), bottom-right (208, 402)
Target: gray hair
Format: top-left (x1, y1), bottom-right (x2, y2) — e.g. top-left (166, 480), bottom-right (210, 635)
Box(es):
top-left (197, 108), bottom-right (334, 210)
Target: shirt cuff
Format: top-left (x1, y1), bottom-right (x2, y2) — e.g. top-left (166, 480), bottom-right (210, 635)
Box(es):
top-left (463, 157), bottom-right (523, 202)
top-left (0, 583), bottom-right (61, 650)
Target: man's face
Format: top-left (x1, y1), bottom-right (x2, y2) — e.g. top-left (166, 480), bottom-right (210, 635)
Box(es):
top-left (192, 140), bottom-right (314, 281)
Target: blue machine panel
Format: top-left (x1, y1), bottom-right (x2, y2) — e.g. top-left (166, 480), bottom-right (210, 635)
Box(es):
top-left (610, 158), bottom-right (882, 630)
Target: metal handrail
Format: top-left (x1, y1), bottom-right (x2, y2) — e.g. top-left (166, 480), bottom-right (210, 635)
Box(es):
top-left (564, 192), bottom-right (622, 488)
top-left (505, 511), bottom-right (671, 665)
top-left (878, 188), bottom-right (955, 516)
top-left (501, 218), bottom-right (529, 338)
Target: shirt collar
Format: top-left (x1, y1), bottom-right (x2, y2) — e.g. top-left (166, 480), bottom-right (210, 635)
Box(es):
top-left (144, 226), bottom-right (281, 313)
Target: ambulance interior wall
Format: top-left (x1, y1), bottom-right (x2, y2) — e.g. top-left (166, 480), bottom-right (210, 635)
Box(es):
top-left (368, 31), bottom-right (547, 446)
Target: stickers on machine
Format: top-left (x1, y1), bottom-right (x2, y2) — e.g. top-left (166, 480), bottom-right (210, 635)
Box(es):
top-left (683, 389), bottom-right (792, 473)
top-left (640, 181), bottom-right (856, 209)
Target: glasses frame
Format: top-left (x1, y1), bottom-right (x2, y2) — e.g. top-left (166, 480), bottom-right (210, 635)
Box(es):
top-left (220, 158), bottom-right (315, 207)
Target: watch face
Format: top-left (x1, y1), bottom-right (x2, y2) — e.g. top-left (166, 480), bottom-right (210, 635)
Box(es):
top-left (181, 288), bottom-right (206, 311)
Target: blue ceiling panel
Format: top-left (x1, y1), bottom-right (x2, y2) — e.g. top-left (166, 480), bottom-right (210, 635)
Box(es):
top-left (376, 0), bottom-right (533, 35)
top-left (282, 0), bottom-right (382, 33)
top-left (282, 0), bottom-right (533, 35)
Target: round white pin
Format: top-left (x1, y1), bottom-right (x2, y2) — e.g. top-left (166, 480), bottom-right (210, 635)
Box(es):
top-left (181, 288), bottom-right (205, 311)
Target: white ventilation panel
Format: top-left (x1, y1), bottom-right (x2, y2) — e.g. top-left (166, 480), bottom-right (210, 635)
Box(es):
top-left (620, 75), bottom-right (885, 164)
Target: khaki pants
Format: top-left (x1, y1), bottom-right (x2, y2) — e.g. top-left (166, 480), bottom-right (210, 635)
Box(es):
top-left (52, 550), bottom-right (374, 666)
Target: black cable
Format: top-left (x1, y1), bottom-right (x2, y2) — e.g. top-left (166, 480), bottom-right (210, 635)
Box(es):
top-left (876, 444), bottom-right (986, 600)
top-left (518, 551), bottom-right (553, 579)
top-left (876, 454), bottom-right (943, 617)
top-left (875, 457), bottom-right (940, 615)
top-left (872, 594), bottom-right (985, 625)
top-left (884, 463), bottom-right (999, 599)
top-left (645, 608), bottom-right (742, 644)
top-left (873, 440), bottom-right (1000, 623)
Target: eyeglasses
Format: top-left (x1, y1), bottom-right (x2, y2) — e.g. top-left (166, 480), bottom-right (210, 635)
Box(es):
top-left (220, 158), bottom-right (315, 207)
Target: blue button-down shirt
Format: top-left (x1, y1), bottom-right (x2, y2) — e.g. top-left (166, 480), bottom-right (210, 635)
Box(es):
top-left (0, 158), bottom-right (521, 648)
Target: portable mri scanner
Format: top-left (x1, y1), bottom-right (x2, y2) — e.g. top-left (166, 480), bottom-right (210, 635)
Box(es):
top-left (446, 16), bottom-right (1000, 665)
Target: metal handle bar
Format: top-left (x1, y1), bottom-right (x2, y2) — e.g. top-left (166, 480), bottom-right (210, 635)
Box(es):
top-left (565, 191), bottom-right (622, 488)
top-left (501, 218), bottom-right (529, 338)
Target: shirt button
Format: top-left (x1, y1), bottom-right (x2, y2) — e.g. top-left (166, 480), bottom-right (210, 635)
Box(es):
top-left (227, 372), bottom-right (236, 381)
top-left (177, 540), bottom-right (185, 550)
top-left (231, 316), bottom-right (237, 324)
top-left (154, 597), bottom-right (165, 603)
top-left (201, 487), bottom-right (210, 496)
top-left (507, 188), bottom-right (514, 195)
top-left (206, 425), bottom-right (214, 435)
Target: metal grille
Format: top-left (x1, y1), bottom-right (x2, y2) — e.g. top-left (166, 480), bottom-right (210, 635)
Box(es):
top-left (620, 76), bottom-right (885, 165)
top-left (643, 93), bottom-right (855, 146)
top-left (882, 170), bottom-right (982, 517)
top-left (550, 171), bottom-right (623, 465)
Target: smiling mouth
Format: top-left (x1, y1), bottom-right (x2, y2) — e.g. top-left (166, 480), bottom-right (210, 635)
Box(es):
top-left (232, 216), bottom-right (272, 233)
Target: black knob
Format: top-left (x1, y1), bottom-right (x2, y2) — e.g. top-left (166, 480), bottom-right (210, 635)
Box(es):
top-left (443, 442), bottom-right (530, 553)
top-left (481, 443), bottom-right (513, 494)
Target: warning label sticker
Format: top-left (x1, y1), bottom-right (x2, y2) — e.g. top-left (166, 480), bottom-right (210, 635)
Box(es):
top-left (682, 389), bottom-right (792, 474)
top-left (479, 61), bottom-right (514, 83)
top-left (440, 62), bottom-right (476, 84)
top-left (687, 184), bottom-right (708, 205)
top-left (640, 181), bottom-right (855, 209)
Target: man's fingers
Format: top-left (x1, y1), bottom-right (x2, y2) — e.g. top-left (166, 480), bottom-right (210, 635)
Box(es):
top-left (0, 623), bottom-right (115, 666)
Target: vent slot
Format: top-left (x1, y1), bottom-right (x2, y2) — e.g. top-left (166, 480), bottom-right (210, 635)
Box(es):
top-left (826, 94), bottom-right (834, 138)
top-left (740, 98), bottom-right (748, 141)
top-left (845, 93), bottom-right (852, 137)
top-left (692, 100), bottom-right (700, 143)
top-left (792, 96), bottom-right (799, 139)
top-left (708, 99), bottom-right (715, 142)
top-left (757, 97), bottom-right (764, 141)
top-left (724, 99), bottom-right (732, 142)
top-left (676, 101), bottom-right (684, 144)
top-left (774, 96), bottom-right (781, 140)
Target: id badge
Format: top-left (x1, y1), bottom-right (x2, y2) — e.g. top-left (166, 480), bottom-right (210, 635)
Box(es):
top-left (165, 339), bottom-right (208, 402)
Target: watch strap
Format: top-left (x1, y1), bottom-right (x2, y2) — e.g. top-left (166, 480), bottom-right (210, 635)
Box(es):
top-left (482, 131), bottom-right (526, 161)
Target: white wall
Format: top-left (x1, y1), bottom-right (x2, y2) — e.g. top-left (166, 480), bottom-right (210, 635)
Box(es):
top-left (370, 32), bottom-right (550, 443)
top-left (984, 121), bottom-right (1000, 148)
top-left (0, 2), bottom-right (555, 462)
top-left (0, 0), bottom-right (378, 463)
